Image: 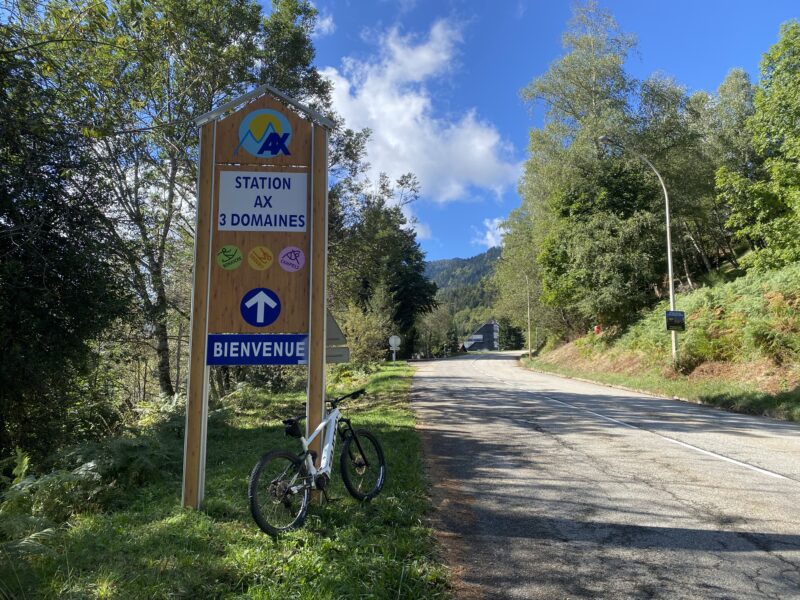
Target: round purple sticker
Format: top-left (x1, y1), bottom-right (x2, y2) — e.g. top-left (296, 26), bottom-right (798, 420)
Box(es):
top-left (279, 246), bottom-right (305, 272)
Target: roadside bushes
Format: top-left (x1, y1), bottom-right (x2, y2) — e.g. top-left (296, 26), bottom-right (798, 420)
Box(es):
top-left (617, 262), bottom-right (800, 369)
top-left (0, 407), bottom-right (184, 575)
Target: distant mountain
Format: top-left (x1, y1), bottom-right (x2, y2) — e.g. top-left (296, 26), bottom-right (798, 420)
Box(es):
top-left (424, 247), bottom-right (523, 349)
top-left (425, 246), bottom-right (501, 292)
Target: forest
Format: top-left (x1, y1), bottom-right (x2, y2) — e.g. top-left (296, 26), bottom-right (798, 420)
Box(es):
top-left (5, 0), bottom-right (799, 465)
top-left (0, 0), bottom-right (436, 466)
top-left (494, 4), bottom-right (800, 362)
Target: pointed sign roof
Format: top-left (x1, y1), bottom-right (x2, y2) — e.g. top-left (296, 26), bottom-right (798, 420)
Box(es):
top-left (194, 83), bottom-right (334, 130)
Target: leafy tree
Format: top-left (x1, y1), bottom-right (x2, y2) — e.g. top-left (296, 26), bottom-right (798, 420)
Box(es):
top-left (521, 0), bottom-right (634, 136)
top-left (331, 174), bottom-right (437, 357)
top-left (722, 20), bottom-right (800, 270)
top-left (338, 284), bottom-right (394, 365)
top-left (416, 305), bottom-right (458, 358)
top-left (511, 3), bottom-right (668, 332)
top-left (501, 2), bottom-right (767, 343)
top-left (494, 208), bottom-right (552, 339)
top-left (17, 0), bottom-right (335, 399)
top-left (0, 19), bottom-right (128, 458)
top-left (682, 69), bottom-right (756, 270)
top-left (498, 318), bottom-right (524, 351)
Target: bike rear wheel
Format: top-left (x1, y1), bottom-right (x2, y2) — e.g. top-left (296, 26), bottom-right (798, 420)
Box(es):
top-left (248, 450), bottom-right (310, 535)
top-left (340, 429), bottom-right (385, 501)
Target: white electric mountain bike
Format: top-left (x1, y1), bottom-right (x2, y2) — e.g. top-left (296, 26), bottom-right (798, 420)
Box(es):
top-left (248, 388), bottom-right (386, 536)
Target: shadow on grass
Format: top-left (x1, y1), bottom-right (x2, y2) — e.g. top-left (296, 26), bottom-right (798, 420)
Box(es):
top-left (700, 385), bottom-right (800, 421)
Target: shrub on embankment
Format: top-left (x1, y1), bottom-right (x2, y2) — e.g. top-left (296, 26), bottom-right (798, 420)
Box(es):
top-left (530, 262), bottom-right (800, 420)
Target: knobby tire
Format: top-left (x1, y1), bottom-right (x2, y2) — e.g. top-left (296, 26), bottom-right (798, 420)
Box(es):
top-left (248, 449), bottom-right (310, 536)
top-left (340, 429), bottom-right (386, 501)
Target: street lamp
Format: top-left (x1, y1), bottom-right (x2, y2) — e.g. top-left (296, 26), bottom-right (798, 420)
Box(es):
top-left (598, 136), bottom-right (678, 363)
top-left (524, 273), bottom-right (532, 360)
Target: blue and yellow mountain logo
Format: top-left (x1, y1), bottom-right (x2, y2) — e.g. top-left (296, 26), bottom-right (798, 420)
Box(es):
top-left (235, 109), bottom-right (292, 158)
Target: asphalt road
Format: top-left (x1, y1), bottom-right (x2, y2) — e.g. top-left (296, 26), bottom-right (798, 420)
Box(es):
top-left (412, 352), bottom-right (800, 599)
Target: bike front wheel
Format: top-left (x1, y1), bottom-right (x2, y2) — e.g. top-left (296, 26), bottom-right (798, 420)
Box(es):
top-left (248, 449), bottom-right (310, 536)
top-left (340, 429), bottom-right (386, 501)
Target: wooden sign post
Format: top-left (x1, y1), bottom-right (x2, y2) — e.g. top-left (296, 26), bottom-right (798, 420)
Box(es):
top-left (183, 85), bottom-right (333, 509)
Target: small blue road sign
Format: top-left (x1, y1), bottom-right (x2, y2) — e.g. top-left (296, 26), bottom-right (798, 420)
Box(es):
top-left (665, 310), bottom-right (686, 332)
top-left (240, 287), bottom-right (281, 327)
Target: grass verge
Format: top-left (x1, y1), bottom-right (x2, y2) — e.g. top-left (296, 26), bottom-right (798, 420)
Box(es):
top-left (3, 362), bottom-right (449, 599)
top-left (522, 355), bottom-right (800, 421)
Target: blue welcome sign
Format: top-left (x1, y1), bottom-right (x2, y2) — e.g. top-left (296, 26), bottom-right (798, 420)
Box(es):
top-left (207, 334), bottom-right (307, 366)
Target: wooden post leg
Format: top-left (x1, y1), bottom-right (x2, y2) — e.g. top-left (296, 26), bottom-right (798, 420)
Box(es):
top-left (182, 121), bottom-right (215, 509)
top-left (306, 124), bottom-right (328, 503)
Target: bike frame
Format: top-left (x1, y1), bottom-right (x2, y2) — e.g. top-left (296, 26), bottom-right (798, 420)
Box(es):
top-left (299, 406), bottom-right (341, 482)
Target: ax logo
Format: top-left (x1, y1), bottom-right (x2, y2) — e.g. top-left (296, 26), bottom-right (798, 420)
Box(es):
top-left (235, 109), bottom-right (292, 158)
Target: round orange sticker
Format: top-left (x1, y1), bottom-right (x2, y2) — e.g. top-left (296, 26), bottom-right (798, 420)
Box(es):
top-left (247, 246), bottom-right (274, 271)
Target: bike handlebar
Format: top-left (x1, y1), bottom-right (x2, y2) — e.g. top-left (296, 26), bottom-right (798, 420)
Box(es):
top-left (282, 388), bottom-right (365, 424)
top-left (329, 387), bottom-right (365, 408)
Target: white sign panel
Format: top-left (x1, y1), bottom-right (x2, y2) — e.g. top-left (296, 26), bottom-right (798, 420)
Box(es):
top-left (326, 346), bottom-right (350, 364)
top-left (218, 171), bottom-right (307, 231)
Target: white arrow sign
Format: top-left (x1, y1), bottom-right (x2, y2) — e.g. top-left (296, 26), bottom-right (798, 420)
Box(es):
top-left (244, 290), bottom-right (278, 324)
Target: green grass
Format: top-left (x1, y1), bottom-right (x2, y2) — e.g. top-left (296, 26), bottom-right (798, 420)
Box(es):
top-left (616, 262), bottom-right (800, 367)
top-left (2, 362), bottom-right (449, 599)
top-left (520, 262), bottom-right (800, 421)
top-left (522, 356), bottom-right (800, 422)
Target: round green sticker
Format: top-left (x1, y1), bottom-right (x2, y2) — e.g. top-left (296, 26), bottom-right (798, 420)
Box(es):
top-left (216, 245), bottom-right (243, 270)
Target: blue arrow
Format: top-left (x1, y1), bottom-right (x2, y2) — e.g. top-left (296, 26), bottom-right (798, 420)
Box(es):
top-left (240, 288), bottom-right (281, 327)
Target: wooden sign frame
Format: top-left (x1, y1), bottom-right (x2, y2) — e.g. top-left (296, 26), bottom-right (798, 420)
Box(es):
top-left (183, 85), bottom-right (333, 508)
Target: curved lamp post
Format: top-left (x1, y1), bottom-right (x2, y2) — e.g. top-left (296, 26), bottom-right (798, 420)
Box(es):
top-left (524, 273), bottom-right (532, 360)
top-left (598, 136), bottom-right (678, 363)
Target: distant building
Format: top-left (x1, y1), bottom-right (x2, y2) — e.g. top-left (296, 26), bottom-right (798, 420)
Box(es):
top-left (463, 320), bottom-right (499, 351)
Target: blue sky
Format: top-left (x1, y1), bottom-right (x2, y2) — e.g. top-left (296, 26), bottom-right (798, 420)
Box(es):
top-left (305, 0), bottom-right (798, 261)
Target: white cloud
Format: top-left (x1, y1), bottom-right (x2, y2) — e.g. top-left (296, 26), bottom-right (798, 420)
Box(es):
top-left (314, 12), bottom-right (335, 37)
top-left (472, 217), bottom-right (506, 248)
top-left (321, 20), bottom-right (522, 204)
top-left (413, 220), bottom-right (433, 240)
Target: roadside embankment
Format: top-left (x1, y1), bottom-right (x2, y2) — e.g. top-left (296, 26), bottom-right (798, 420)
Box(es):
top-left (522, 263), bottom-right (800, 421)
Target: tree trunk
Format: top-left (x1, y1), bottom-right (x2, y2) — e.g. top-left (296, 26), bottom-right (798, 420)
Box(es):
top-left (684, 221), bottom-right (713, 273)
top-left (142, 358), bottom-right (149, 404)
top-left (154, 319), bottom-right (174, 398)
top-left (0, 401), bottom-right (11, 457)
top-left (724, 236), bottom-right (740, 268)
top-left (175, 320), bottom-right (183, 397)
top-left (682, 256), bottom-right (695, 290)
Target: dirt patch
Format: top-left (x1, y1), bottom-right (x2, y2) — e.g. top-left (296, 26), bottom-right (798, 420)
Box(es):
top-left (542, 341), bottom-right (799, 396)
top-left (414, 403), bottom-right (486, 600)
top-left (689, 359), bottom-right (800, 395)
top-left (540, 342), bottom-right (583, 366)
top-left (540, 342), bottom-right (647, 376)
